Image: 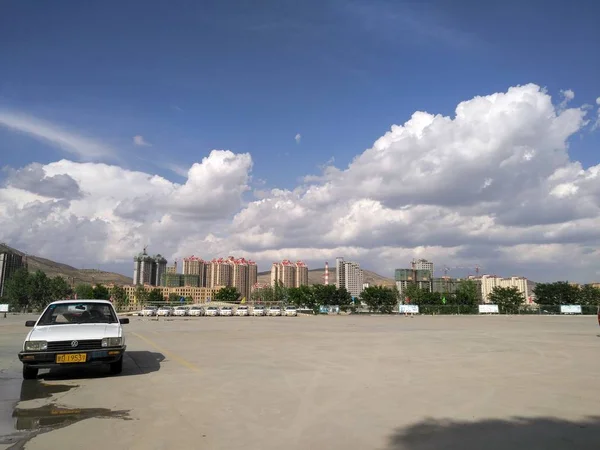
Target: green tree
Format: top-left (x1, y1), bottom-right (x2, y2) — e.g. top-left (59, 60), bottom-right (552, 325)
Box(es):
top-left (49, 276), bottom-right (72, 301)
top-left (533, 282), bottom-right (580, 306)
top-left (455, 280), bottom-right (479, 305)
top-left (421, 291), bottom-right (443, 305)
top-left (111, 285), bottom-right (128, 311)
top-left (215, 286), bottom-right (240, 303)
top-left (92, 284), bottom-right (111, 300)
top-left (360, 286), bottom-right (398, 314)
top-left (489, 286), bottom-right (524, 314)
top-left (2, 268), bottom-right (31, 312)
top-left (403, 283), bottom-right (425, 305)
top-left (252, 286), bottom-right (273, 303)
top-left (168, 293), bottom-right (181, 303)
top-left (135, 285), bottom-right (149, 304)
top-left (75, 283), bottom-right (94, 299)
top-left (184, 296), bottom-right (193, 303)
top-left (28, 270), bottom-right (52, 311)
top-left (147, 288), bottom-right (164, 304)
top-left (580, 284), bottom-right (600, 306)
top-left (335, 287), bottom-right (353, 312)
top-left (272, 281), bottom-right (287, 303)
top-left (287, 285), bottom-right (315, 311)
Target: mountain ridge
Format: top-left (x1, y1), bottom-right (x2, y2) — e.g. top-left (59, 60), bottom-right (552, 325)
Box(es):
top-left (0, 243), bottom-right (132, 285)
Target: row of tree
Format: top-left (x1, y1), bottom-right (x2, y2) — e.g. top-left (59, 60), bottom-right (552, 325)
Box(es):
top-left (1, 268), bottom-right (131, 312)
top-left (532, 282), bottom-right (600, 306)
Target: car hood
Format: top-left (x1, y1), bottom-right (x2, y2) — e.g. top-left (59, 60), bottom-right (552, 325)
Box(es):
top-left (28, 324), bottom-right (122, 341)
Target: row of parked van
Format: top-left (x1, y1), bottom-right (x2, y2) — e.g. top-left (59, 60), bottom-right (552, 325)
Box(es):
top-left (139, 305), bottom-right (298, 317)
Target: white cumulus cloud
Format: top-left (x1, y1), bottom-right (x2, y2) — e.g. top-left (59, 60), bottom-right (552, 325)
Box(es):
top-left (1, 84), bottom-right (600, 282)
top-left (295, 133), bottom-right (301, 144)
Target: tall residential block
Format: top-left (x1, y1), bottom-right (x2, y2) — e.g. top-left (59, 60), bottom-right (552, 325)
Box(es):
top-left (478, 275), bottom-right (533, 303)
top-left (271, 260), bottom-right (309, 289)
top-left (183, 256), bottom-right (206, 287)
top-left (295, 261), bottom-right (309, 287)
top-left (0, 250), bottom-right (25, 298)
top-left (335, 257), bottom-right (364, 299)
top-left (207, 258), bottom-right (232, 287)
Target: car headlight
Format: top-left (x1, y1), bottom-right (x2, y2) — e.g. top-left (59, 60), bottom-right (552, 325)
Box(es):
top-left (102, 337), bottom-right (123, 348)
top-left (25, 341), bottom-right (48, 351)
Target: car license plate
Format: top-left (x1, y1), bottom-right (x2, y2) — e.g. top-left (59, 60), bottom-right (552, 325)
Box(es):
top-left (56, 353), bottom-right (87, 363)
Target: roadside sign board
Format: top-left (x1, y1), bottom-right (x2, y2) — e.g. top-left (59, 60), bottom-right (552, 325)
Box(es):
top-left (479, 304), bottom-right (499, 314)
top-left (560, 305), bottom-right (582, 314)
top-left (0, 304), bottom-right (8, 312)
top-left (399, 305), bottom-right (419, 314)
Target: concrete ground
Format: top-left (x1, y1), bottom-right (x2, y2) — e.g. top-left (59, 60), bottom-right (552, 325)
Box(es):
top-left (1, 314), bottom-right (600, 450)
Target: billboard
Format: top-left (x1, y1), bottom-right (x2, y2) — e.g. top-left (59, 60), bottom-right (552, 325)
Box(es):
top-left (560, 305), bottom-right (582, 314)
top-left (399, 305), bottom-right (419, 314)
top-left (479, 304), bottom-right (499, 314)
top-left (0, 304), bottom-right (8, 312)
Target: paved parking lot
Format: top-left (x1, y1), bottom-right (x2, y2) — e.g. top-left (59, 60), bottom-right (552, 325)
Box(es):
top-left (1, 314), bottom-right (600, 449)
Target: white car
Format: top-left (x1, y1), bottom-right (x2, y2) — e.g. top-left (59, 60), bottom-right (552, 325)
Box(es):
top-left (141, 305), bottom-right (157, 316)
top-left (173, 306), bottom-right (188, 316)
top-left (157, 306), bottom-right (172, 317)
top-left (284, 306), bottom-right (298, 316)
top-left (18, 300), bottom-right (128, 380)
top-left (251, 306), bottom-right (265, 316)
top-left (204, 306), bottom-right (219, 316)
top-left (219, 306), bottom-right (233, 316)
top-left (188, 306), bottom-right (203, 317)
top-left (267, 306), bottom-right (282, 316)
top-left (235, 306), bottom-right (249, 316)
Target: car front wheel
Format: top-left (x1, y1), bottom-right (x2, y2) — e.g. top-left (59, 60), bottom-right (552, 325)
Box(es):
top-left (109, 357), bottom-right (123, 375)
top-left (23, 365), bottom-right (38, 380)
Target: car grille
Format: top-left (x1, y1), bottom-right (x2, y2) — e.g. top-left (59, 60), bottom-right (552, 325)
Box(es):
top-left (47, 340), bottom-right (103, 352)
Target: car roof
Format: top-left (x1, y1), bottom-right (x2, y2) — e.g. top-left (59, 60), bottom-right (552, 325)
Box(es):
top-left (50, 299), bottom-right (112, 305)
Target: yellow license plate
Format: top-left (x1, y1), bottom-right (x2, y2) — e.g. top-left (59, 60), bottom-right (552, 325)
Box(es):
top-left (56, 353), bottom-right (87, 363)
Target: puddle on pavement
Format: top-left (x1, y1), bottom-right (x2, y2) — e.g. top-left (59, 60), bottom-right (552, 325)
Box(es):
top-left (0, 379), bottom-right (130, 448)
top-left (19, 380), bottom-right (77, 401)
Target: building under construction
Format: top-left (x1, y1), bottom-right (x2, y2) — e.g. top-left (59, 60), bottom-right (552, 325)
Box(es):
top-left (133, 248), bottom-right (167, 286)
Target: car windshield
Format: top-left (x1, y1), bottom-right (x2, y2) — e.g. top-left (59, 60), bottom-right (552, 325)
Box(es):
top-left (38, 302), bottom-right (118, 325)
top-left (208, 307), bottom-right (217, 310)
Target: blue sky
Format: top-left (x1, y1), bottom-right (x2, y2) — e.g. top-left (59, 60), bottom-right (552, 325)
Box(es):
top-left (2, 0), bottom-right (599, 183)
top-left (1, 0), bottom-right (600, 281)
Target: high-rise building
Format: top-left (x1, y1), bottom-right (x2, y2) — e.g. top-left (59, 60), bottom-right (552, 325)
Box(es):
top-left (231, 258), bottom-right (249, 300)
top-left (166, 260), bottom-right (178, 274)
top-left (207, 258), bottom-right (232, 288)
top-left (183, 256), bottom-right (206, 287)
top-left (133, 248), bottom-right (167, 286)
top-left (335, 257), bottom-right (364, 299)
top-left (478, 275), bottom-right (532, 303)
top-left (0, 250), bottom-right (25, 297)
top-left (395, 263), bottom-right (432, 295)
top-left (295, 261), bottom-right (309, 287)
top-left (248, 260), bottom-right (258, 289)
top-left (271, 260), bottom-right (297, 288)
top-left (412, 259), bottom-right (434, 276)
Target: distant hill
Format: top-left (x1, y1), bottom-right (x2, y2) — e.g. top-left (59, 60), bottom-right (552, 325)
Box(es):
top-left (257, 267), bottom-right (395, 287)
top-left (0, 243), bottom-right (132, 286)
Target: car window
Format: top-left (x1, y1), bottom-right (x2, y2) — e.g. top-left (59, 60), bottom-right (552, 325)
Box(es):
top-left (38, 303), bottom-right (117, 325)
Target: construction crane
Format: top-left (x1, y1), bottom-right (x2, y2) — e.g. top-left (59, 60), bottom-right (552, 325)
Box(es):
top-left (442, 265), bottom-right (483, 279)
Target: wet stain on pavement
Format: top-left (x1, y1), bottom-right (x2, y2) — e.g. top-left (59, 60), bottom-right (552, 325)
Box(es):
top-left (13, 403), bottom-right (130, 432)
top-left (0, 378), bottom-right (130, 449)
top-left (19, 380), bottom-right (77, 401)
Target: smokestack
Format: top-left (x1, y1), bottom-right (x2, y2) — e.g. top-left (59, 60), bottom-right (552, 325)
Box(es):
top-left (325, 261), bottom-right (329, 285)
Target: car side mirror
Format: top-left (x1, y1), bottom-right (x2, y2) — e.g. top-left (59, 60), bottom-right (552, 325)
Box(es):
top-left (25, 321), bottom-right (36, 327)
top-left (119, 318), bottom-right (129, 324)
